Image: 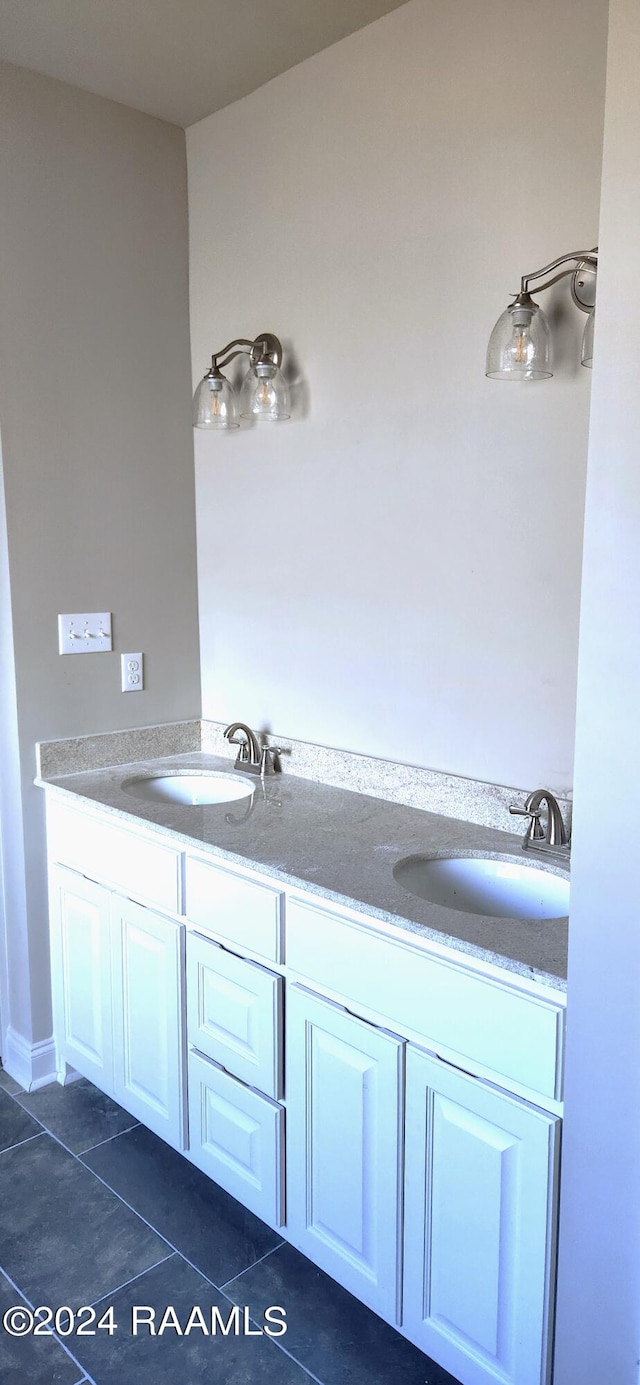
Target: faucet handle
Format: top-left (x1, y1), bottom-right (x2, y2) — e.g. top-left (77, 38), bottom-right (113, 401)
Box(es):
top-left (259, 745), bottom-right (282, 777)
top-left (509, 804), bottom-right (545, 839)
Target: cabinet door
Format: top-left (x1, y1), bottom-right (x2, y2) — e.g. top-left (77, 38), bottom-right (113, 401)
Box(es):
top-left (111, 897), bottom-right (185, 1149)
top-left (403, 1046), bottom-right (560, 1385)
top-left (50, 865), bottom-right (114, 1092)
top-left (286, 984), bottom-right (404, 1323)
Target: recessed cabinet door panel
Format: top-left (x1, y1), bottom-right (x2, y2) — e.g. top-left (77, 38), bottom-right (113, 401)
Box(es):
top-left (286, 985), bottom-right (404, 1325)
top-left (188, 1050), bottom-right (284, 1228)
top-left (403, 1046), bottom-right (559, 1385)
top-left (187, 933), bottom-right (283, 1098)
top-left (111, 898), bottom-right (185, 1149)
top-left (50, 866), bottom-right (114, 1092)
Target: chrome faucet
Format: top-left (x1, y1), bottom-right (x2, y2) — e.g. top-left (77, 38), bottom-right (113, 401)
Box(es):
top-left (223, 722), bottom-right (281, 777)
top-left (509, 788), bottom-right (570, 856)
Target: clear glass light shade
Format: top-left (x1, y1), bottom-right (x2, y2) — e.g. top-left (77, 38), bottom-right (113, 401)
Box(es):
top-left (239, 364), bottom-right (290, 421)
top-left (486, 300), bottom-right (552, 380)
top-left (581, 309), bottom-right (595, 368)
top-left (193, 371), bottom-right (239, 429)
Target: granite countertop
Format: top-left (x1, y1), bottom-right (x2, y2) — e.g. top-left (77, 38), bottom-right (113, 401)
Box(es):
top-left (37, 750), bottom-right (568, 993)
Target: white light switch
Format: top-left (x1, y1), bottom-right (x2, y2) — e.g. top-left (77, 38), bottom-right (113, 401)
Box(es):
top-left (121, 653), bottom-right (144, 692)
top-left (58, 613), bottom-right (112, 655)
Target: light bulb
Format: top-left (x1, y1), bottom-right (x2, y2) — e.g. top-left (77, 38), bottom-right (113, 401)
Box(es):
top-left (505, 320), bottom-right (536, 370)
top-left (256, 379), bottom-right (278, 411)
top-left (208, 379), bottom-right (223, 416)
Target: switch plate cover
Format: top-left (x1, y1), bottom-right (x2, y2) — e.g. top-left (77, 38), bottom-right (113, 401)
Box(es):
top-left (58, 613), bottom-right (112, 654)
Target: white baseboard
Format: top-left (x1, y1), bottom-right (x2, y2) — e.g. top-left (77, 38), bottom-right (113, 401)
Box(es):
top-left (2, 1027), bottom-right (58, 1091)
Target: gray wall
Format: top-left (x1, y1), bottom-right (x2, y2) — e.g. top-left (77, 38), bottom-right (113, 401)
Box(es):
top-left (187, 0), bottom-right (608, 794)
top-left (555, 0), bottom-right (640, 1376)
top-left (0, 62), bottom-right (201, 1049)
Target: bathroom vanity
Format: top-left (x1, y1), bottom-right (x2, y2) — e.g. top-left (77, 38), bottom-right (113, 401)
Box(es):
top-left (39, 748), bottom-right (567, 1385)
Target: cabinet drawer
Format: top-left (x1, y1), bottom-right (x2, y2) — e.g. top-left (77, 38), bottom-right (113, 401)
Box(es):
top-left (187, 933), bottom-right (283, 1099)
top-left (187, 1049), bottom-right (284, 1228)
top-left (286, 897), bottom-right (564, 1100)
top-left (47, 801), bottom-right (181, 914)
top-left (185, 856), bottom-right (284, 963)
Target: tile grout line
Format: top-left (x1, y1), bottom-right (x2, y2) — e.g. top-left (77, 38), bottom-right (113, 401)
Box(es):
top-left (0, 1264), bottom-right (99, 1385)
top-left (200, 1278), bottom-right (325, 1385)
top-left (260, 1338), bottom-right (325, 1385)
top-left (219, 1239), bottom-right (286, 1291)
top-left (5, 1080), bottom-right (143, 1157)
top-left (89, 1250), bottom-right (178, 1310)
top-left (78, 1121), bottom-right (141, 1155)
top-left (0, 1131), bottom-right (45, 1158)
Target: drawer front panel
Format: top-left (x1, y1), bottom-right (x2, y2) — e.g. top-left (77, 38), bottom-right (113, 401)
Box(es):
top-left (187, 933), bottom-right (283, 1099)
top-left (47, 801), bottom-right (181, 914)
top-left (185, 856), bottom-right (284, 963)
top-left (286, 897), bottom-right (564, 1100)
top-left (188, 1050), bottom-right (284, 1228)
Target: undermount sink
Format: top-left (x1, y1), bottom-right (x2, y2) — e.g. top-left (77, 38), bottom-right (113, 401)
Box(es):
top-left (393, 853), bottom-right (570, 921)
top-left (121, 772), bottom-right (254, 806)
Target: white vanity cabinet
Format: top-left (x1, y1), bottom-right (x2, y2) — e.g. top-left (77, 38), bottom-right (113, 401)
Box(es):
top-left (44, 792), bottom-right (565, 1385)
top-left (285, 984), bottom-right (404, 1323)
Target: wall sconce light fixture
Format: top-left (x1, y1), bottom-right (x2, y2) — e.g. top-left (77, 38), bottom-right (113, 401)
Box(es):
top-left (486, 247), bottom-right (598, 380)
top-left (193, 332), bottom-right (290, 429)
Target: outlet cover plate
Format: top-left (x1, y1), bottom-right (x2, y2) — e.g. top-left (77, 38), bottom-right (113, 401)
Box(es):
top-left (121, 652), bottom-right (143, 692)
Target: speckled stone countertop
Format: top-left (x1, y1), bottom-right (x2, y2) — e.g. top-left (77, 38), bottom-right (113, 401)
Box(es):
top-left (37, 749), bottom-right (568, 993)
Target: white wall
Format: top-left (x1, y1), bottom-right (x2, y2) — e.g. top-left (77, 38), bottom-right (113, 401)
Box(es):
top-left (188, 0), bottom-right (607, 793)
top-left (554, 0), bottom-right (640, 1377)
top-left (0, 63), bottom-right (201, 1059)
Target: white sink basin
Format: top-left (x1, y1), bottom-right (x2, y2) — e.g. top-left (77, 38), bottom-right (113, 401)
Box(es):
top-left (393, 853), bottom-right (569, 920)
top-left (122, 772), bottom-right (254, 806)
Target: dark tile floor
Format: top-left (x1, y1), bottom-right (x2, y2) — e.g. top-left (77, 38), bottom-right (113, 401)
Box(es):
top-left (0, 1065), bottom-right (460, 1385)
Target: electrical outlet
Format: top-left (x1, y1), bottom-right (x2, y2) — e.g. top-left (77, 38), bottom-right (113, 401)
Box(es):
top-left (58, 613), bottom-right (112, 654)
top-left (121, 653), bottom-right (143, 692)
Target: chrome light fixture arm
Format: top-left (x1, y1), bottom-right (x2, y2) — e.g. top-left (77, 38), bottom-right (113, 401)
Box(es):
top-left (519, 247), bottom-right (598, 311)
top-left (210, 333), bottom-right (283, 372)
